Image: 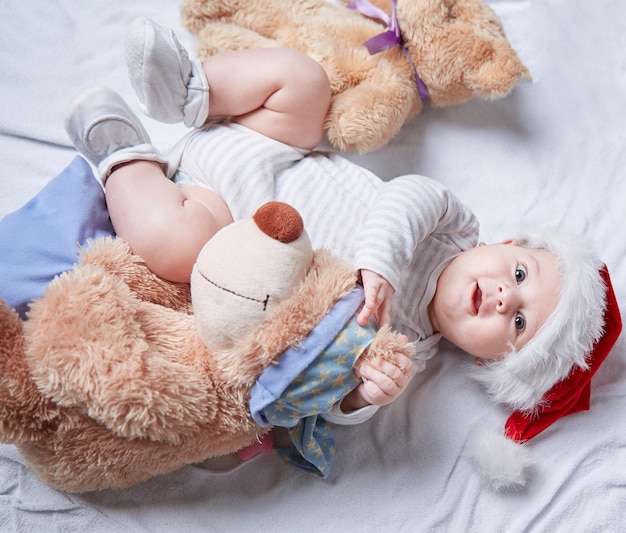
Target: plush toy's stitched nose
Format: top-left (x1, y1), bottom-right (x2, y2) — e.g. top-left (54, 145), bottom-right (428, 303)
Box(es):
top-left (252, 202), bottom-right (304, 243)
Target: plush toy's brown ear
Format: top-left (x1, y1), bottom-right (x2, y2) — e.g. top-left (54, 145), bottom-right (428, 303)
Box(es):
top-left (0, 300), bottom-right (60, 444)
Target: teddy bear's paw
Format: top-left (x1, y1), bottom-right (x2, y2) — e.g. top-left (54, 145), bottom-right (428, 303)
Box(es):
top-left (24, 265), bottom-right (215, 445)
top-left (86, 352), bottom-right (217, 445)
top-left (78, 237), bottom-right (192, 311)
top-left (367, 325), bottom-right (416, 363)
top-left (326, 81), bottom-right (419, 153)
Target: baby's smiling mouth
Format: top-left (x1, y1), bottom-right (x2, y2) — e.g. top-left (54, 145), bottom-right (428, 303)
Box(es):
top-left (473, 284), bottom-right (482, 315)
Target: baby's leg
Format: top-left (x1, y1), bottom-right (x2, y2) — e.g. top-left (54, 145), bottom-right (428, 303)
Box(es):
top-left (65, 87), bottom-right (230, 283)
top-left (203, 48), bottom-right (331, 149)
top-left (105, 163), bottom-right (231, 282)
top-left (126, 17), bottom-right (331, 149)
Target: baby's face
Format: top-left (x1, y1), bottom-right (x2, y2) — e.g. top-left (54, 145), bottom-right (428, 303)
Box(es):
top-left (428, 241), bottom-right (561, 360)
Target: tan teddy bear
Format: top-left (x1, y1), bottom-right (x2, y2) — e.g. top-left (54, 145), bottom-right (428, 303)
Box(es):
top-left (0, 202), bottom-right (413, 492)
top-left (181, 0), bottom-right (531, 153)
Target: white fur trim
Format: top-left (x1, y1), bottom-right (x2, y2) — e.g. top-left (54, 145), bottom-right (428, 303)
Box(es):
top-left (471, 230), bottom-right (606, 411)
top-left (465, 419), bottom-right (530, 490)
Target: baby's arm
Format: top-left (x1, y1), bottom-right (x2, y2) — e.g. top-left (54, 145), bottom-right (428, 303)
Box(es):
top-left (354, 174), bottom-right (479, 317)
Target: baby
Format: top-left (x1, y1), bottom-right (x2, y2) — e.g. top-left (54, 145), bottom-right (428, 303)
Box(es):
top-left (65, 18), bottom-right (619, 483)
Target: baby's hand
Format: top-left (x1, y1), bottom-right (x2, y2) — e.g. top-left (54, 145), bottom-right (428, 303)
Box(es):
top-left (357, 347), bottom-right (413, 406)
top-left (357, 269), bottom-right (394, 327)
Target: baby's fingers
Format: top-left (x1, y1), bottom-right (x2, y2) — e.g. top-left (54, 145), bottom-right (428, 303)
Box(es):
top-left (375, 299), bottom-right (391, 328)
top-left (356, 301), bottom-right (375, 327)
top-left (359, 359), bottom-right (411, 405)
top-left (358, 290), bottom-right (382, 327)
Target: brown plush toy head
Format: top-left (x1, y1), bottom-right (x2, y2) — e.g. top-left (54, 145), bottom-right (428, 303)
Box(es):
top-left (181, 0), bottom-right (530, 152)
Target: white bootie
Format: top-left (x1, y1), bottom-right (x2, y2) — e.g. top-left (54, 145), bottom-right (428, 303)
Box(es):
top-left (64, 86), bottom-right (166, 182)
top-left (125, 17), bottom-right (209, 128)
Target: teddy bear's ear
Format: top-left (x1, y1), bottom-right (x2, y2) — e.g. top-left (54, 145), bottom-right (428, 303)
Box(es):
top-left (463, 39), bottom-right (532, 98)
top-left (438, 0), bottom-right (532, 96)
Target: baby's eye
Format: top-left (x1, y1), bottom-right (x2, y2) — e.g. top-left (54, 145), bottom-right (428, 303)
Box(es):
top-left (515, 313), bottom-right (526, 332)
top-left (515, 264), bottom-right (527, 284)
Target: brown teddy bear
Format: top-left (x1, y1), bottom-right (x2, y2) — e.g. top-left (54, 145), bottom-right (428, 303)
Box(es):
top-left (0, 202), bottom-right (414, 492)
top-left (181, 0), bottom-right (531, 153)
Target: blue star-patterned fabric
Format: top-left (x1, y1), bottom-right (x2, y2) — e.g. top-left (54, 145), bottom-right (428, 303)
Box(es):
top-left (271, 313), bottom-right (376, 477)
top-left (249, 287), bottom-right (377, 477)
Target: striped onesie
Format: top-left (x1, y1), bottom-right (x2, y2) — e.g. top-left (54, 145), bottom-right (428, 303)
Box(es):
top-left (167, 122), bottom-right (479, 424)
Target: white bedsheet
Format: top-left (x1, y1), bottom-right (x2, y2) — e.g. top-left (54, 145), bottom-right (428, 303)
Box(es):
top-left (1, 1), bottom-right (625, 531)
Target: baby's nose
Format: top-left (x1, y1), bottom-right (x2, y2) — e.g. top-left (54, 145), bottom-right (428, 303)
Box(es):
top-left (496, 283), bottom-right (519, 313)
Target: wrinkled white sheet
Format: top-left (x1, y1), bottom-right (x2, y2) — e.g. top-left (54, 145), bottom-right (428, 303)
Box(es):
top-left (1, 0), bottom-right (625, 531)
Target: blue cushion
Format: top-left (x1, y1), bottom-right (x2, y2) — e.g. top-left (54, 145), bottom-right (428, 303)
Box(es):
top-left (0, 156), bottom-right (115, 318)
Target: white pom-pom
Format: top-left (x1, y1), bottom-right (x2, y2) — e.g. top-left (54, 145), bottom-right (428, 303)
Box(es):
top-left (465, 420), bottom-right (531, 491)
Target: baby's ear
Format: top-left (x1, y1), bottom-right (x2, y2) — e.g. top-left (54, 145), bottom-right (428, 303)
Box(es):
top-left (500, 239), bottom-right (519, 246)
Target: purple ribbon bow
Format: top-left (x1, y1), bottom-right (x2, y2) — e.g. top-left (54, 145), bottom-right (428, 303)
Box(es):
top-left (347, 0), bottom-right (429, 102)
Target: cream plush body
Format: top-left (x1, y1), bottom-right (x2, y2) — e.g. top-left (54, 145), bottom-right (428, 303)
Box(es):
top-left (181, 0), bottom-right (531, 153)
top-left (0, 202), bottom-right (413, 492)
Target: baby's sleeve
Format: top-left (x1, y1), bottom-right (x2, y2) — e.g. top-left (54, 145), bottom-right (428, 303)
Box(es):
top-left (353, 174), bottom-right (477, 291)
top-left (321, 403), bottom-right (379, 425)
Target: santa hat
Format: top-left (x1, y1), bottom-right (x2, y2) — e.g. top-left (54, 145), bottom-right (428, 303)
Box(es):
top-left (465, 230), bottom-right (622, 490)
